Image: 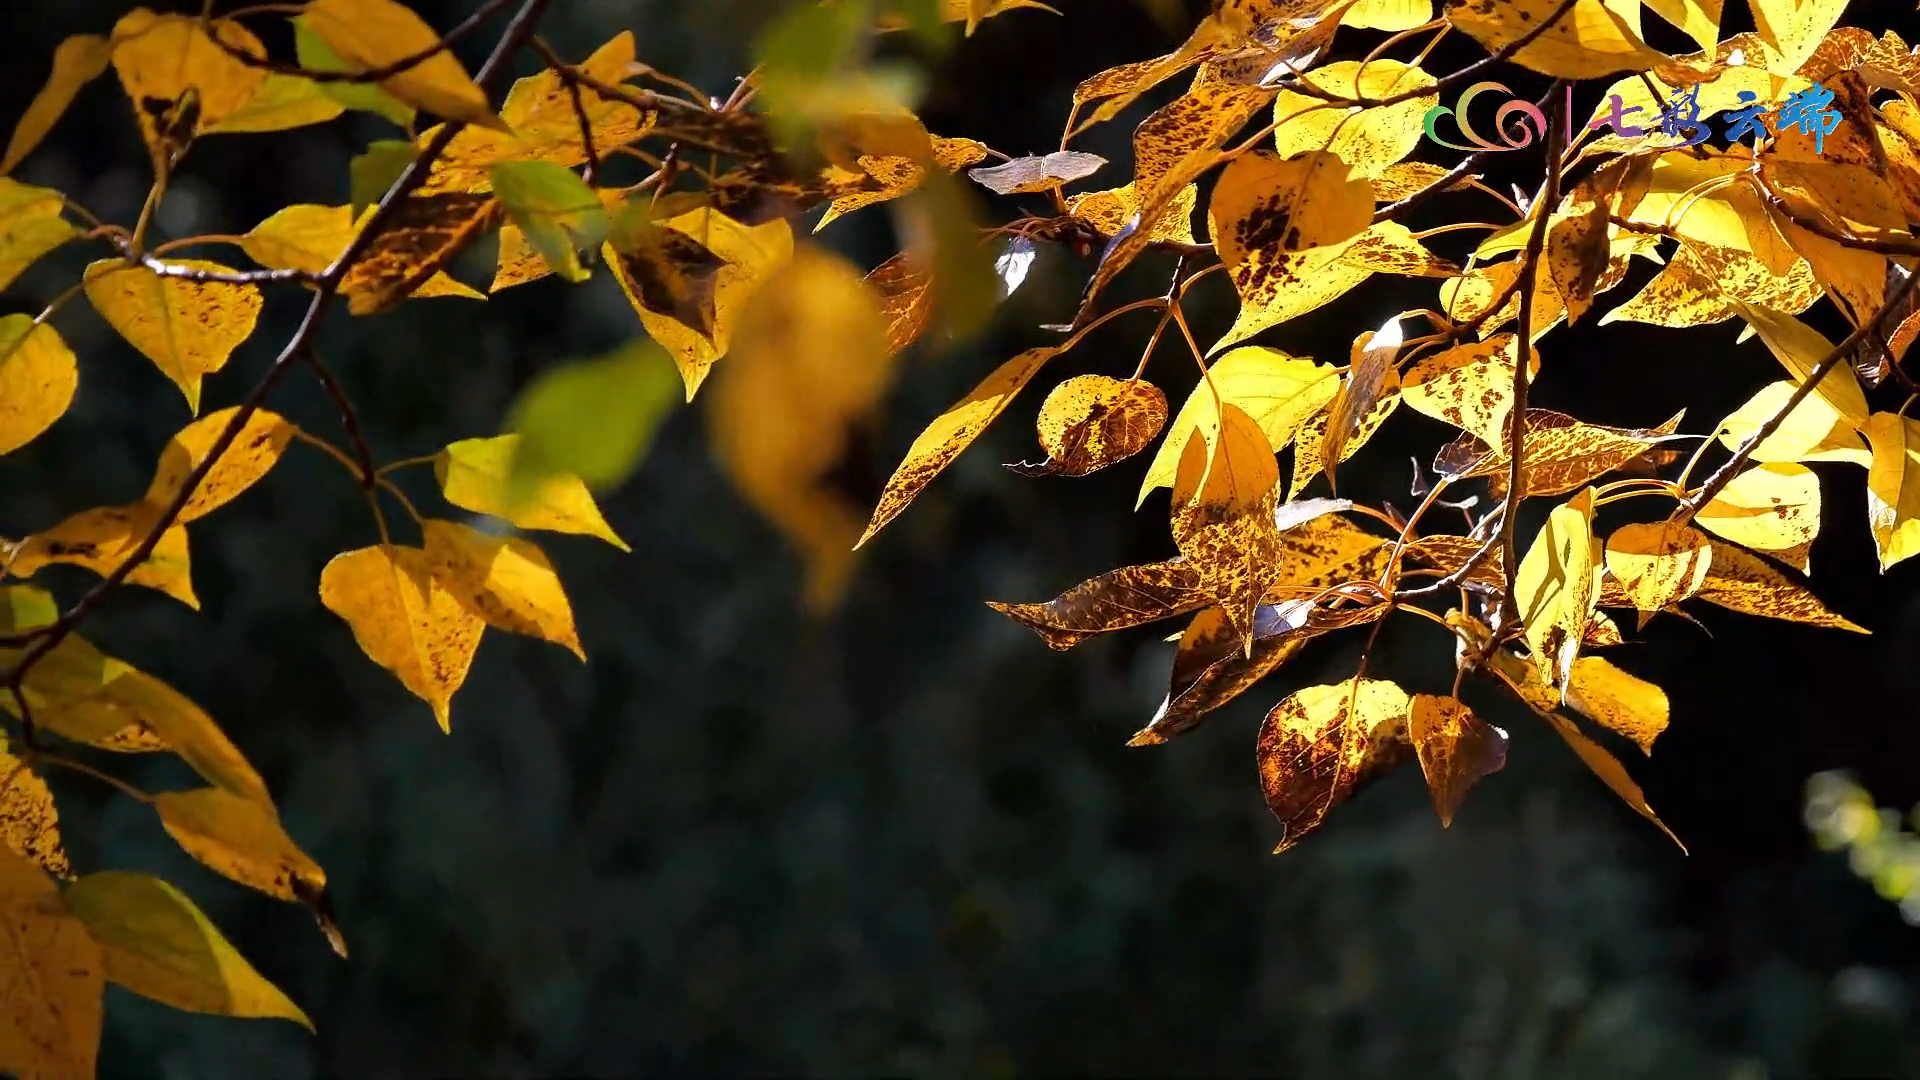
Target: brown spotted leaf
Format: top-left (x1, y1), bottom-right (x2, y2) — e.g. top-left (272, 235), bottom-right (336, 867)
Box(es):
top-left (1140, 346), bottom-right (1339, 504)
top-left (1401, 334), bottom-right (1530, 445)
top-left (988, 559), bottom-right (1209, 650)
top-left (1433, 409), bottom-right (1687, 498)
top-left (1513, 486), bottom-right (1601, 692)
top-left (6, 503), bottom-right (196, 609)
top-left (1322, 316), bottom-right (1403, 491)
top-left (1546, 199), bottom-right (1611, 324)
top-left (1013, 376), bottom-right (1167, 478)
top-left (0, 845), bottom-right (102, 1078)
top-left (1564, 656), bottom-right (1669, 754)
top-left (1692, 541), bottom-right (1866, 631)
top-left (1170, 401), bottom-right (1286, 644)
top-left (1408, 693), bottom-right (1508, 827)
top-left (604, 218), bottom-right (726, 342)
top-left (1210, 150), bottom-right (1374, 355)
top-left (1258, 678), bottom-right (1413, 853)
top-left (338, 192), bottom-right (501, 316)
top-left (865, 251), bottom-right (935, 356)
top-left (1694, 462), bottom-right (1821, 573)
top-left (1604, 522), bottom-right (1712, 616)
top-left (0, 742), bottom-right (69, 879)
top-left (1601, 241), bottom-right (1822, 329)
top-left (318, 543), bottom-right (486, 732)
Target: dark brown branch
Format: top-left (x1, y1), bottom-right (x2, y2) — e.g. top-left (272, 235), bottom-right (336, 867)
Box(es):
top-left (1675, 265), bottom-right (1920, 522)
top-left (204, 0), bottom-right (520, 85)
top-left (307, 351), bottom-right (378, 492)
top-left (0, 0), bottom-right (557, 673)
top-left (532, 37), bottom-right (601, 184)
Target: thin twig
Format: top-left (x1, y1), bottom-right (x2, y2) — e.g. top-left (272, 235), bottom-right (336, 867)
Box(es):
top-left (532, 37), bottom-right (602, 183)
top-left (204, 0), bottom-right (520, 84)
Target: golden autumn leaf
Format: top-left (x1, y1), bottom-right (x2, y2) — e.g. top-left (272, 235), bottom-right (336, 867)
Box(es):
top-left (83, 261), bottom-right (264, 413)
top-left (0, 179), bottom-right (79, 292)
top-left (2, 34), bottom-right (111, 175)
top-left (1258, 679), bottom-right (1412, 853)
top-left (145, 407), bottom-right (298, 524)
top-left (1440, 259), bottom-right (1568, 342)
top-left (607, 208), bottom-right (794, 400)
top-left (1693, 542), bottom-right (1866, 631)
top-left (1169, 402), bottom-right (1286, 644)
top-left (865, 251), bottom-right (935, 356)
top-left (241, 203), bottom-right (483, 303)
top-left (1751, 0), bottom-right (1852, 73)
top-left (1514, 486), bottom-right (1601, 692)
top-left (1291, 381), bottom-right (1400, 497)
top-left (6, 503), bottom-right (198, 609)
top-left (813, 134), bottom-right (989, 231)
top-left (421, 519), bottom-right (583, 660)
top-left (708, 244), bottom-right (897, 608)
top-left (1604, 522), bottom-right (1712, 615)
top-left (1014, 375), bottom-right (1167, 478)
top-left (1401, 334), bottom-right (1531, 444)
top-left (0, 846), bottom-right (102, 1079)
top-left (863, 347), bottom-right (1056, 545)
top-left (319, 544), bottom-right (485, 731)
top-left (1342, 0), bottom-right (1434, 28)
top-left (1434, 409), bottom-right (1686, 498)
top-left (1545, 199), bottom-right (1611, 324)
top-left (1130, 62), bottom-right (1275, 201)
top-left (1271, 60), bottom-right (1436, 178)
top-left (1321, 316), bottom-right (1403, 491)
top-left (301, 0), bottom-right (509, 133)
top-left (1694, 462), bottom-right (1821, 573)
top-left (602, 212), bottom-right (727, 338)
top-left (1622, 154), bottom-right (1798, 275)
top-left (1212, 259), bottom-right (1374, 353)
top-left (1210, 150), bottom-right (1374, 354)
top-left (1563, 655), bottom-right (1669, 755)
top-left (1139, 347), bottom-right (1339, 505)
top-left (64, 871), bottom-right (310, 1029)
top-left (1444, 0), bottom-right (1668, 79)
top-left (434, 435), bottom-right (629, 550)
top-left (1864, 411), bottom-right (1920, 571)
top-left (203, 73), bottom-right (345, 136)
top-left (1404, 534), bottom-right (1506, 589)
top-left (1408, 693), bottom-right (1507, 827)
top-left (151, 788), bottom-right (337, 953)
top-left (1066, 182), bottom-right (1198, 245)
top-left (0, 316), bottom-right (76, 456)
top-left (0, 742), bottom-right (70, 879)
top-left (338, 192), bottom-right (502, 316)
top-left (1601, 241), bottom-right (1822, 330)
top-left (108, 8), bottom-right (267, 172)
top-left (987, 559), bottom-right (1209, 651)
top-left (1341, 221), bottom-right (1461, 278)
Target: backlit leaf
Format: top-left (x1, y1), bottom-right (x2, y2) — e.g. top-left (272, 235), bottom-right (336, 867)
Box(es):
top-left (0, 179), bottom-right (78, 291)
top-left (1210, 151), bottom-right (1374, 355)
top-left (1695, 462), bottom-right (1821, 573)
top-left (1322, 316), bottom-right (1403, 490)
top-left (6, 503), bottom-right (197, 609)
top-left (423, 519), bottom-right (583, 660)
top-left (601, 211), bottom-right (725, 336)
top-left (434, 435), bottom-right (629, 550)
top-left (1750, 0), bottom-right (1850, 72)
top-left (339, 192), bottom-right (502, 315)
top-left (1408, 694), bottom-right (1507, 827)
top-left (1066, 182), bottom-right (1198, 245)
top-left (1546, 199), bottom-right (1610, 324)
top-left (0, 316), bottom-right (76, 455)
top-left (202, 73), bottom-right (346, 135)
top-left (1342, 0), bottom-right (1434, 29)
top-left (83, 261), bottom-right (264, 413)
top-left (1731, 304), bottom-right (1870, 427)
top-left (318, 543), bottom-right (486, 731)
top-left (293, 16), bottom-right (414, 128)
top-left (1140, 347), bottom-right (1339, 505)
top-left (153, 788), bottom-right (331, 920)
top-left (241, 203), bottom-right (481, 303)
top-left (1514, 486), bottom-right (1601, 691)
top-left (1258, 679), bottom-right (1412, 853)
top-left (1340, 221), bottom-right (1461, 278)
top-left (865, 251), bottom-right (935, 356)
top-left (1271, 60), bottom-right (1436, 177)
top-left (2, 34), bottom-right (112, 174)
top-left (1713, 381), bottom-right (1870, 466)
top-left (966, 151), bottom-right (1106, 195)
top-left (1864, 411), bottom-right (1920, 572)
top-left (108, 9), bottom-right (267, 171)
top-left (0, 846), bottom-right (101, 1079)
top-left (1601, 242), bottom-right (1822, 330)
top-left (1434, 409), bottom-right (1686, 498)
top-left (64, 871), bottom-right (310, 1029)
top-left (1290, 383), bottom-right (1399, 497)
top-left (1015, 375), bottom-right (1167, 478)
top-left (301, 0), bottom-right (509, 133)
top-left (1170, 402), bottom-right (1286, 644)
top-left (1444, 0), bottom-right (1668, 79)
top-left (1604, 522), bottom-right (1712, 615)
top-left (863, 347), bottom-right (1055, 545)
top-left (1563, 656), bottom-right (1669, 754)
top-left (1401, 334), bottom-right (1528, 444)
top-left (0, 742), bottom-right (69, 879)
top-left (1694, 542), bottom-right (1866, 632)
top-left (145, 407), bottom-right (297, 524)
top-left (987, 559), bottom-right (1208, 651)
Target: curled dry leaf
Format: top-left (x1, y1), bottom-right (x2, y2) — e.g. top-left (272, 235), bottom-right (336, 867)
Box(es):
top-left (1604, 522), bottom-right (1713, 615)
top-left (1545, 199), bottom-right (1611, 324)
top-left (1408, 694), bottom-right (1507, 827)
top-left (1291, 382), bottom-right (1400, 496)
top-left (1404, 534), bottom-right (1505, 590)
top-left (1066, 182), bottom-right (1198, 245)
top-left (966, 151), bottom-right (1107, 195)
top-left (1013, 375), bottom-right (1167, 478)
top-left (1694, 462), bottom-right (1821, 573)
top-left (1258, 679), bottom-right (1412, 853)
top-left (319, 544), bottom-right (486, 732)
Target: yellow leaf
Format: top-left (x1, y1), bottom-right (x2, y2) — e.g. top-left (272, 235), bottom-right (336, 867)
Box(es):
top-left (1291, 383), bottom-right (1400, 497)
top-left (1321, 317), bottom-right (1403, 491)
top-left (1762, 161), bottom-right (1904, 325)
top-left (152, 789), bottom-right (338, 956)
top-left (1695, 541), bottom-right (1865, 631)
top-left (1140, 347), bottom-right (1339, 505)
top-left (1642, 0), bottom-right (1722, 49)
top-left (241, 203), bottom-right (481, 303)
top-left (1865, 411), bottom-right (1920, 572)
top-left (203, 73), bottom-right (346, 135)
top-left (1271, 60), bottom-right (1436, 178)
top-left (865, 252), bottom-right (935, 357)
top-left (1439, 259), bottom-right (1567, 342)
top-left (1342, 0), bottom-right (1434, 30)
top-left (1604, 522), bottom-right (1712, 614)
top-left (434, 434), bottom-right (628, 550)
top-left (607, 208), bottom-right (794, 401)
top-left (108, 9), bottom-right (268, 171)
top-left (0, 743), bottom-right (70, 879)
top-left (1211, 258), bottom-right (1373, 353)
top-left (0, 316), bottom-right (76, 456)
top-left (1713, 380), bottom-right (1868, 465)
top-left (1401, 334), bottom-right (1530, 444)
top-left (1340, 221), bottom-right (1461, 278)
top-left (0, 846), bottom-right (101, 1079)
top-left (301, 0), bottom-right (510, 133)
top-left (1563, 655), bottom-right (1669, 754)
top-left (1371, 161), bottom-right (1455, 200)
top-left (0, 179), bottom-right (79, 291)
top-left (1018, 375), bottom-right (1167, 478)
top-left (988, 560), bottom-right (1209, 651)
top-left (1695, 462), bottom-right (1821, 573)
top-left (64, 871), bottom-right (310, 1030)
top-left (1622, 153), bottom-right (1798, 275)
top-left (1065, 182), bottom-right (1198, 245)
top-left (83, 261), bottom-right (263, 413)
top-left (338, 192), bottom-right (502, 315)
top-left (318, 544), bottom-right (485, 731)
top-left (1601, 241), bottom-right (1822, 329)
top-left (2, 34), bottom-right (112, 174)
top-left (1750, 0), bottom-right (1849, 72)
top-left (144, 407), bottom-right (297, 524)
top-left (601, 212), bottom-right (726, 337)
top-left (709, 245), bottom-right (898, 608)
top-left (1546, 200), bottom-right (1611, 324)
top-left (1131, 65), bottom-right (1274, 200)
top-left (1257, 679), bottom-right (1411, 853)
top-left (6, 503), bottom-right (198, 609)
top-left (421, 519), bottom-right (583, 660)
top-left (1210, 150), bottom-right (1374, 353)
top-left (1435, 408), bottom-right (1685, 499)
top-left (1408, 693), bottom-right (1507, 827)
top-left (1170, 402), bottom-right (1286, 643)
top-left (1514, 487), bottom-right (1601, 691)
top-left (1444, 0), bottom-right (1668, 79)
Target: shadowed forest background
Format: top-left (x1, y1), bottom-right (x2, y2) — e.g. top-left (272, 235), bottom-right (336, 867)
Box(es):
top-left (6, 0), bottom-right (1920, 1076)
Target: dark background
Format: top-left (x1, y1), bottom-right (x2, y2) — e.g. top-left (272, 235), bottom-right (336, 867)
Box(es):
top-left (5, 0), bottom-right (1920, 1076)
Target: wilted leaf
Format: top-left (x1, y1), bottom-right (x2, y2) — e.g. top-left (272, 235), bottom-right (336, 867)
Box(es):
top-left (6, 504), bottom-right (197, 609)
top-left (1408, 694), bottom-right (1507, 826)
top-left (1694, 542), bottom-right (1866, 631)
top-left (1604, 522), bottom-right (1712, 615)
top-left (0, 179), bottom-right (78, 291)
top-left (301, 0), bottom-right (509, 132)
top-left (1140, 347), bottom-right (1339, 505)
top-left (83, 261), bottom-right (264, 413)
top-left (145, 407), bottom-right (297, 524)
top-left (0, 846), bottom-right (101, 1079)
top-left (423, 519), bottom-right (582, 660)
top-left (864, 347), bottom-right (1056, 544)
top-left (1015, 375), bottom-right (1167, 478)
top-left (64, 871), bottom-right (309, 1029)
top-left (966, 151), bottom-right (1106, 194)
top-left (1695, 462), bottom-right (1821, 573)
top-left (318, 544), bottom-right (486, 731)
top-left (988, 559), bottom-right (1208, 650)
top-left (2, 35), bottom-right (112, 174)
top-left (0, 316), bottom-right (76, 456)
top-left (1258, 679), bottom-right (1412, 853)
top-left (1514, 487), bottom-right (1601, 691)
top-left (435, 435), bottom-right (629, 550)
top-left (0, 743), bottom-right (69, 879)
top-left (1563, 656), bottom-right (1669, 754)
top-left (1865, 411), bottom-right (1920, 572)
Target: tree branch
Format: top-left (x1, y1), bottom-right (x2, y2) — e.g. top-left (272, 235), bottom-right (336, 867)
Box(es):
top-left (204, 0), bottom-right (521, 85)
